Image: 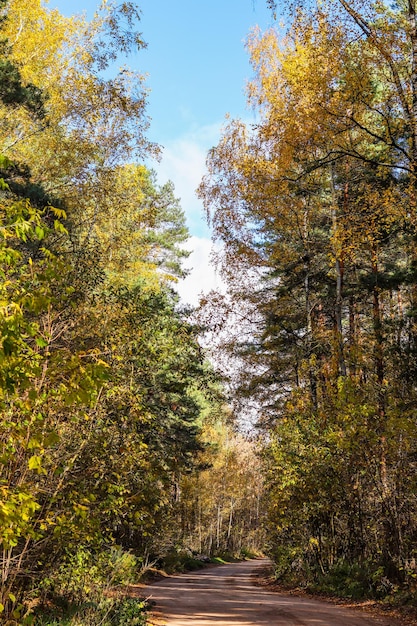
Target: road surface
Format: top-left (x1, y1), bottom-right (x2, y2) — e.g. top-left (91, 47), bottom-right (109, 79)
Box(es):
top-left (145, 559), bottom-right (402, 626)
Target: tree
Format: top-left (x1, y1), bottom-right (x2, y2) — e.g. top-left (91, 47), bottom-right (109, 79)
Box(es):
top-left (86, 164), bottom-right (190, 287)
top-left (179, 421), bottom-right (265, 556)
top-left (0, 1), bottom-right (209, 619)
top-left (0, 0), bottom-right (155, 229)
top-left (199, 0), bottom-right (417, 592)
top-left (0, 1), bottom-right (265, 620)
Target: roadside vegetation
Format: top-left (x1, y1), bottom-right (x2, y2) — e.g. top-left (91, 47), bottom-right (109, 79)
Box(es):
top-left (0, 1), bottom-right (264, 623)
top-left (4, 0), bottom-right (417, 622)
top-left (199, 0), bottom-right (417, 613)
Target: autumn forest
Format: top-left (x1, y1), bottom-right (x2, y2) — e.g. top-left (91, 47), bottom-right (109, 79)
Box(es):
top-left (1, 0), bottom-right (417, 623)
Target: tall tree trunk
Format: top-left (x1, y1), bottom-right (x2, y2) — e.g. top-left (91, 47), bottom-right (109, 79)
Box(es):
top-left (408, 0), bottom-right (417, 170)
top-left (330, 163), bottom-right (347, 377)
top-left (227, 500), bottom-right (234, 549)
top-left (349, 295), bottom-right (357, 378)
top-left (304, 208), bottom-right (318, 408)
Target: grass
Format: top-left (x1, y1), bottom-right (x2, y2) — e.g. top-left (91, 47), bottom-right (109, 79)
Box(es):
top-left (35, 595), bottom-right (148, 625)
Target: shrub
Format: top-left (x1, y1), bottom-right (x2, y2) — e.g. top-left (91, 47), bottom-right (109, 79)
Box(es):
top-left (40, 546), bottom-right (138, 605)
top-left (36, 596), bottom-right (147, 625)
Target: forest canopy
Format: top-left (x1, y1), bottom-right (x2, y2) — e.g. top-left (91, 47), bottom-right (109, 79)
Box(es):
top-left (0, 1), bottom-right (264, 623)
top-left (199, 0), bottom-right (417, 601)
top-left (5, 0), bottom-right (417, 621)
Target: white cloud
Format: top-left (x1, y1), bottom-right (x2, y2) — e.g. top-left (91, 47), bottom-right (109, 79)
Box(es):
top-left (150, 123), bottom-right (227, 307)
top-left (176, 236), bottom-right (225, 307)
top-left (154, 123), bottom-right (223, 238)
top-left (153, 120), bottom-right (258, 308)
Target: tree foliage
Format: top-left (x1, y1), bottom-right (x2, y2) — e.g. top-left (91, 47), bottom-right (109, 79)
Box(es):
top-left (199, 0), bottom-right (417, 600)
top-left (0, 1), bottom-right (263, 622)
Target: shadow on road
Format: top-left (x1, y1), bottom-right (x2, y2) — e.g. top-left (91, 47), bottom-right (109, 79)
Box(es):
top-left (145, 559), bottom-right (397, 626)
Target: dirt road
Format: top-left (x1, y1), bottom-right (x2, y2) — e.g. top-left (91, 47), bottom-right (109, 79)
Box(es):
top-left (145, 559), bottom-right (403, 626)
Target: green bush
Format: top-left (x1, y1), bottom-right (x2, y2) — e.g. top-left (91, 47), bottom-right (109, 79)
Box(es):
top-left (40, 546), bottom-right (138, 605)
top-left (34, 545), bottom-right (145, 625)
top-left (160, 550), bottom-right (208, 573)
top-left (310, 561), bottom-right (372, 599)
top-left (239, 547), bottom-right (261, 559)
top-left (108, 597), bottom-right (148, 626)
top-left (270, 544), bottom-right (306, 584)
top-left (37, 596), bottom-right (147, 626)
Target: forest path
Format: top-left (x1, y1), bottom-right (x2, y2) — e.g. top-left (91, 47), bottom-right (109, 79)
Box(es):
top-left (144, 558), bottom-right (403, 626)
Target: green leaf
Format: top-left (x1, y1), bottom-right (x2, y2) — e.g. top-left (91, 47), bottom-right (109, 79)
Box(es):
top-left (0, 154), bottom-right (11, 169)
top-left (34, 226), bottom-right (45, 240)
top-left (28, 455), bottom-right (42, 471)
top-left (54, 219), bottom-right (68, 234)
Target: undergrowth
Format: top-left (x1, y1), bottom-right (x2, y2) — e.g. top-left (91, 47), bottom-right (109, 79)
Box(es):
top-left (36, 596), bottom-right (147, 626)
top-left (271, 553), bottom-right (417, 607)
top-left (23, 546), bottom-right (149, 626)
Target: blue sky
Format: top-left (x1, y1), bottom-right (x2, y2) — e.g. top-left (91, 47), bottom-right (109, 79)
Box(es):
top-left (48, 0), bottom-right (276, 303)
